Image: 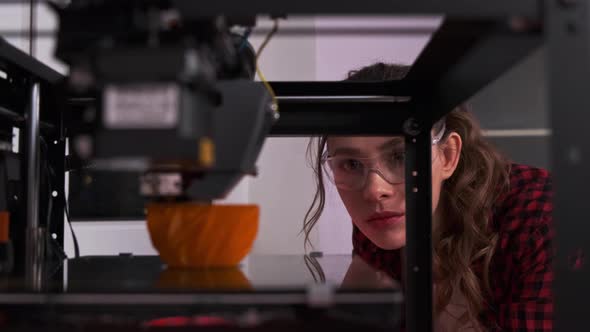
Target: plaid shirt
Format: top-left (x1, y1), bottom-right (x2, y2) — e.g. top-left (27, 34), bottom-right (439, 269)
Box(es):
top-left (353, 163), bottom-right (554, 331)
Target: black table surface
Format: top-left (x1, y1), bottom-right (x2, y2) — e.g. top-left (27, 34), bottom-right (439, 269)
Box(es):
top-left (0, 255), bottom-right (404, 331)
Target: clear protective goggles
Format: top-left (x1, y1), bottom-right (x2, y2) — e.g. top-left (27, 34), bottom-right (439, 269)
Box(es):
top-left (322, 123), bottom-right (446, 191)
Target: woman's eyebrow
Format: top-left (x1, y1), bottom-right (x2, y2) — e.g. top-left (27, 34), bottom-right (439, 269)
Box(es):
top-left (329, 138), bottom-right (404, 156)
top-left (330, 146), bottom-right (362, 156)
top-left (378, 138), bottom-right (404, 151)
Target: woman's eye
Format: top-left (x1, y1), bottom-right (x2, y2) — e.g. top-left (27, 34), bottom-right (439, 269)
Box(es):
top-left (339, 159), bottom-right (364, 172)
top-left (389, 151), bottom-right (405, 164)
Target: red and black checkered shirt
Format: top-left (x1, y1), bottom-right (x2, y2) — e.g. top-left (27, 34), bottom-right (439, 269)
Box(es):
top-left (353, 163), bottom-right (554, 331)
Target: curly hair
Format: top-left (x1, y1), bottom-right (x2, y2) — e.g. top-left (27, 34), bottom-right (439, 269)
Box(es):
top-left (302, 62), bottom-right (510, 326)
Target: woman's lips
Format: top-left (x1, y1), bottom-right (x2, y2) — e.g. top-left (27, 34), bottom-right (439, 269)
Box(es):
top-left (366, 212), bottom-right (405, 229)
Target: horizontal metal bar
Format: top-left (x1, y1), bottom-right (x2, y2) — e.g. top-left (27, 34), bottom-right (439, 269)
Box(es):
top-left (65, 94), bottom-right (413, 136)
top-left (0, 105), bottom-right (24, 123)
top-left (67, 97), bottom-right (96, 105)
top-left (68, 83), bottom-right (410, 101)
top-left (271, 81), bottom-right (411, 97)
top-left (0, 291), bottom-right (402, 305)
top-left (0, 0), bottom-right (540, 17)
top-left (270, 102), bottom-right (412, 136)
top-left (252, 26), bottom-right (436, 36)
top-left (0, 104), bottom-right (55, 132)
top-left (0, 37), bottom-right (63, 84)
top-left (0, 26), bottom-right (438, 38)
top-left (173, 0), bottom-right (540, 18)
top-left (277, 96), bottom-right (411, 103)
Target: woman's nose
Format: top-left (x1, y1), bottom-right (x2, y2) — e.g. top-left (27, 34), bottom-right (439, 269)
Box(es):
top-left (361, 170), bottom-right (397, 202)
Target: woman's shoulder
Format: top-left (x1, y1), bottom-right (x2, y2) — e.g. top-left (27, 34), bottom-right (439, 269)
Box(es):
top-left (488, 164), bottom-right (555, 331)
top-left (507, 163), bottom-right (552, 190)
top-left (498, 163), bottom-right (552, 211)
top-left (492, 163), bottom-right (553, 245)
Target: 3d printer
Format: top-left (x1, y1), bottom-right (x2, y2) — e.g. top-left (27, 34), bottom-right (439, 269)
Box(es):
top-left (54, 1), bottom-right (281, 268)
top-left (56, 1), bottom-right (276, 201)
top-left (1, 1), bottom-right (404, 330)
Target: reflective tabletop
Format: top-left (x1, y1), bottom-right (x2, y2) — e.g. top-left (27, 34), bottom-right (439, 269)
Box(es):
top-left (0, 255), bottom-right (403, 330)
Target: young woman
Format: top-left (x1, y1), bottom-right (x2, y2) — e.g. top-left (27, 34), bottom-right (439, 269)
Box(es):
top-left (304, 63), bottom-right (554, 331)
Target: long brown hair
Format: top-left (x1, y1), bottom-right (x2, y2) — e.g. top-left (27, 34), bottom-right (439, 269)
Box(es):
top-left (302, 62), bottom-right (510, 325)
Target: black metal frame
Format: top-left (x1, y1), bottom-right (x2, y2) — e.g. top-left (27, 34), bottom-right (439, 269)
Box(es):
top-left (1, 0), bottom-right (589, 330)
top-left (546, 1), bottom-right (590, 330)
top-left (0, 37), bottom-right (65, 277)
top-left (269, 15), bottom-right (544, 331)
top-left (175, 0), bottom-right (540, 18)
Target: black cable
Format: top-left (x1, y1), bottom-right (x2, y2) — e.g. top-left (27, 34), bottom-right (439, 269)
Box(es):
top-left (62, 193), bottom-right (79, 259)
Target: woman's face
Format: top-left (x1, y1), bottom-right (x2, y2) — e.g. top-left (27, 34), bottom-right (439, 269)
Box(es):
top-left (325, 133), bottom-right (461, 250)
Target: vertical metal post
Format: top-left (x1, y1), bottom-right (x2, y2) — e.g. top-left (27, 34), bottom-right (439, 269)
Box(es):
top-left (25, 82), bottom-right (44, 289)
top-left (47, 138), bottom-right (66, 262)
top-left (404, 117), bottom-right (433, 332)
top-left (46, 84), bottom-right (66, 282)
top-left (546, 0), bottom-right (590, 329)
top-left (26, 83), bottom-right (40, 233)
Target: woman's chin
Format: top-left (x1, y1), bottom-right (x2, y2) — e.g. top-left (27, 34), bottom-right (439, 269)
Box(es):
top-left (367, 233), bottom-right (406, 251)
top-left (355, 222), bottom-right (407, 251)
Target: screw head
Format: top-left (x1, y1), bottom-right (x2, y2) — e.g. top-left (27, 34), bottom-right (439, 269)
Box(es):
top-left (403, 118), bottom-right (421, 136)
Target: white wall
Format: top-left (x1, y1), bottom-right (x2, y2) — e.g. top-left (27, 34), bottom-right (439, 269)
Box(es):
top-left (0, 4), bottom-right (31, 54)
top-left (247, 17), bottom-right (319, 255)
top-left (35, 4), bottom-right (67, 73)
top-left (1, 7), bottom-right (440, 257)
top-left (314, 16), bottom-right (441, 80)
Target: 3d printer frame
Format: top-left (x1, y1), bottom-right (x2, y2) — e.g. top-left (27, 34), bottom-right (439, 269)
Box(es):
top-left (0, 1), bottom-right (588, 331)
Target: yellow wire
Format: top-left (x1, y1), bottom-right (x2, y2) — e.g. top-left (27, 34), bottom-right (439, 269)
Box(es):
top-left (255, 19), bottom-right (279, 113)
top-left (256, 65), bottom-right (277, 112)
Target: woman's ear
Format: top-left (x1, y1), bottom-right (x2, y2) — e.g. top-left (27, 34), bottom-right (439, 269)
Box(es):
top-left (439, 132), bottom-right (462, 180)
